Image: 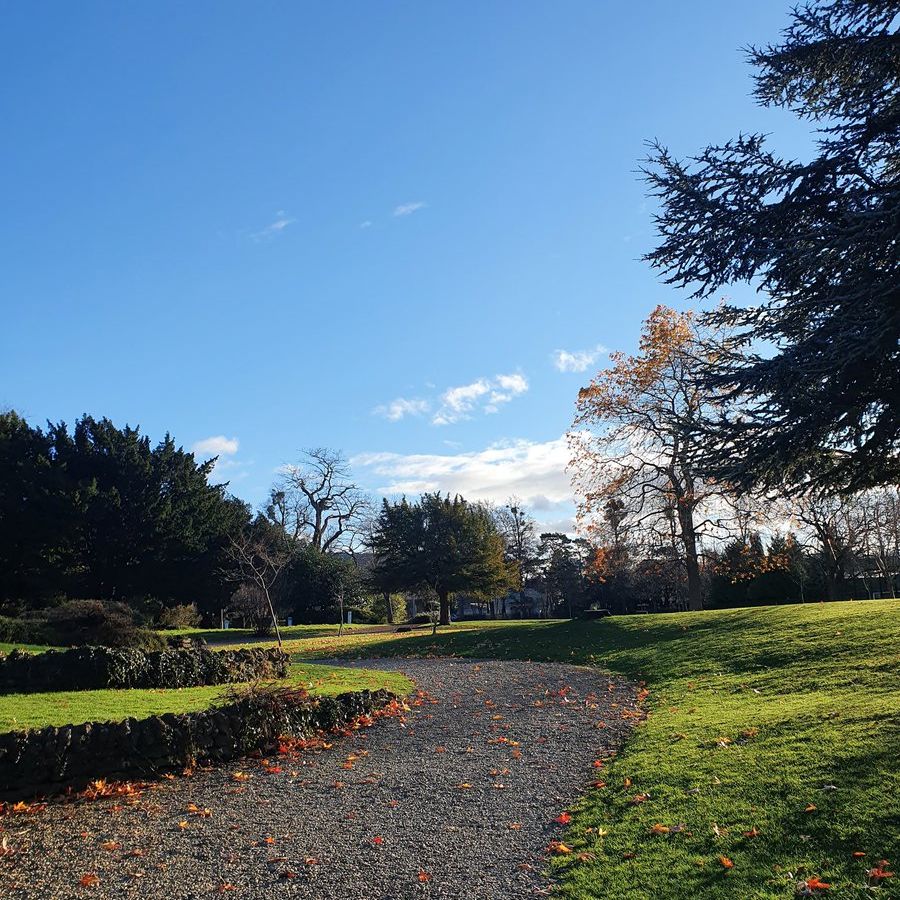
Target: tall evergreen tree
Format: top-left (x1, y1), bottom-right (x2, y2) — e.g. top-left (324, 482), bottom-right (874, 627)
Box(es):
top-left (0, 411), bottom-right (248, 610)
top-left (369, 493), bottom-right (510, 625)
top-left (644, 1), bottom-right (900, 493)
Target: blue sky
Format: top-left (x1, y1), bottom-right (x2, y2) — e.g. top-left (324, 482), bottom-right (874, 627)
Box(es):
top-left (1, 1), bottom-right (813, 530)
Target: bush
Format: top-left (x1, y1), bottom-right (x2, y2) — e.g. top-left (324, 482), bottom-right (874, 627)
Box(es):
top-left (156, 603), bottom-right (203, 630)
top-left (41, 600), bottom-right (167, 651)
top-left (345, 606), bottom-right (379, 625)
top-left (0, 616), bottom-right (47, 645)
top-left (0, 646), bottom-right (289, 693)
top-left (409, 612), bottom-right (433, 625)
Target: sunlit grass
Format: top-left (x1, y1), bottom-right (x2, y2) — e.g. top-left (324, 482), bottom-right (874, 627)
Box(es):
top-left (279, 601), bottom-right (900, 899)
top-left (0, 662), bottom-right (412, 733)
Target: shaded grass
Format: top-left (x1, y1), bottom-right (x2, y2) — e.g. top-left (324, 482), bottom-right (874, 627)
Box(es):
top-left (0, 642), bottom-right (51, 655)
top-left (0, 661), bottom-right (412, 733)
top-left (159, 623), bottom-right (379, 644)
top-left (276, 601), bottom-right (900, 899)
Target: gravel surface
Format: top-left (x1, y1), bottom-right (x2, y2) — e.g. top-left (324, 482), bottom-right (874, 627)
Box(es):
top-left (0, 658), bottom-right (639, 899)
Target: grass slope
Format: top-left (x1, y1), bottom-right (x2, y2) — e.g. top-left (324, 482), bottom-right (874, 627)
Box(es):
top-left (0, 661), bottom-right (412, 733)
top-left (283, 601), bottom-right (899, 899)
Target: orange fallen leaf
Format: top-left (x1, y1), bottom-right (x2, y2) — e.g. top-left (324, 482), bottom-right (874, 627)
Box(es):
top-left (508, 822), bottom-right (522, 830)
top-left (553, 812), bottom-right (572, 826)
top-left (79, 873), bottom-right (100, 887)
top-left (719, 856), bottom-right (734, 869)
top-left (743, 827), bottom-right (760, 838)
top-left (100, 840), bottom-right (121, 851)
top-left (372, 836), bottom-right (384, 846)
top-left (649, 824), bottom-right (670, 835)
top-left (417, 870), bottom-right (432, 882)
top-left (217, 885), bottom-right (237, 893)
top-left (304, 857), bottom-right (319, 865)
top-left (231, 772), bottom-right (251, 783)
top-left (852, 851), bottom-right (867, 858)
top-left (805, 876), bottom-right (831, 890)
top-left (547, 841), bottom-right (572, 855)
top-left (177, 821), bottom-right (189, 831)
top-left (804, 804), bottom-right (817, 813)
top-left (867, 866), bottom-right (894, 881)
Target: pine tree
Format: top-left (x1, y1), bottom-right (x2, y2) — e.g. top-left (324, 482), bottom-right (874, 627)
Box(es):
top-left (644, 1), bottom-right (900, 493)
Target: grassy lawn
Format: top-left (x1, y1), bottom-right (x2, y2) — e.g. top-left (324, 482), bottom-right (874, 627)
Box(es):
top-left (276, 601), bottom-right (899, 900)
top-left (0, 642), bottom-right (52, 655)
top-left (0, 661), bottom-right (412, 733)
top-left (159, 623), bottom-right (380, 644)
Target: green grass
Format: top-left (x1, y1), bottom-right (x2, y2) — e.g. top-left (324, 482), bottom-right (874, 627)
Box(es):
top-left (0, 642), bottom-right (52, 654)
top-left (275, 601), bottom-right (899, 899)
top-left (159, 623), bottom-right (380, 644)
top-left (0, 661), bottom-right (412, 733)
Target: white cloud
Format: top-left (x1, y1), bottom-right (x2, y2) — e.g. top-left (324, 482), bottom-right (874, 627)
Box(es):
top-left (252, 210), bottom-right (295, 241)
top-left (359, 220), bottom-right (372, 229)
top-left (192, 435), bottom-right (239, 457)
top-left (373, 397), bottom-right (430, 421)
top-left (552, 344), bottom-right (608, 373)
top-left (353, 436), bottom-right (573, 513)
top-left (433, 373), bottom-right (528, 425)
top-left (393, 201), bottom-right (426, 217)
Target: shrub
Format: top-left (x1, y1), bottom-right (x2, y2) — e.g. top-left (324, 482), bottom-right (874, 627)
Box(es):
top-left (156, 603), bottom-right (203, 630)
top-left (0, 616), bottom-right (47, 645)
top-left (0, 646), bottom-right (289, 693)
top-left (345, 606), bottom-right (379, 625)
top-left (41, 600), bottom-right (167, 651)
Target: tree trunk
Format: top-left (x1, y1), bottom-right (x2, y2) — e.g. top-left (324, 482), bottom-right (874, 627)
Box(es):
top-left (384, 591), bottom-right (394, 625)
top-left (438, 589), bottom-right (451, 626)
top-left (677, 503), bottom-right (703, 612)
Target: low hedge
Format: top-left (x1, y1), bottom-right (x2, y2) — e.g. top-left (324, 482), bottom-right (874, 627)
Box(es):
top-left (0, 687), bottom-right (395, 799)
top-left (0, 646), bottom-right (288, 694)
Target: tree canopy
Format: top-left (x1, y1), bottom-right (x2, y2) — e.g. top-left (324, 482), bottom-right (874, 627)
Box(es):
top-left (0, 411), bottom-right (248, 611)
top-left (368, 492), bottom-right (510, 625)
top-left (644, 0), bottom-right (900, 494)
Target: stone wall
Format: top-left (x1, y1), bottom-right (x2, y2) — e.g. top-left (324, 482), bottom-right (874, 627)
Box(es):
top-left (0, 687), bottom-right (394, 800)
top-left (0, 646), bottom-right (288, 693)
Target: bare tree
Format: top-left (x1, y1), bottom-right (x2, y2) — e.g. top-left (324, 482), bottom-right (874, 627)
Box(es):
top-left (268, 448), bottom-right (369, 553)
top-left (493, 498), bottom-right (537, 617)
top-left (225, 526), bottom-right (292, 646)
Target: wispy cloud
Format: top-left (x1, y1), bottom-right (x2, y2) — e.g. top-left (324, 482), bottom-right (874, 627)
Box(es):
top-left (352, 436), bottom-right (575, 530)
top-left (359, 220), bottom-right (373, 229)
top-left (375, 372), bottom-right (529, 427)
top-left (192, 435), bottom-right (239, 456)
top-left (433, 373), bottom-right (528, 425)
top-left (552, 344), bottom-right (608, 373)
top-left (192, 435), bottom-right (248, 484)
top-left (393, 201), bottom-right (426, 217)
top-left (252, 210), bottom-right (295, 241)
top-left (373, 397), bottom-right (430, 421)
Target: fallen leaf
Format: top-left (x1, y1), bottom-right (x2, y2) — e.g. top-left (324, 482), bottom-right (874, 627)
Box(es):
top-left (649, 824), bottom-right (670, 835)
top-left (743, 827), bottom-right (760, 838)
top-left (804, 804), bottom-right (817, 813)
top-left (553, 812), bottom-right (572, 825)
top-left (417, 870), bottom-right (432, 882)
top-left (79, 873), bottom-right (100, 887)
top-left (719, 856), bottom-right (734, 869)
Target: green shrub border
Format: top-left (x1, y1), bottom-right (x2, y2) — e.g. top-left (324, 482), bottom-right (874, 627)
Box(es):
top-left (0, 646), bottom-right (288, 693)
top-left (0, 687), bottom-right (396, 800)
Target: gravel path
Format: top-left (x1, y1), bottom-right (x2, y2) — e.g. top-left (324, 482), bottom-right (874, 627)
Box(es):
top-left (0, 658), bottom-right (639, 899)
